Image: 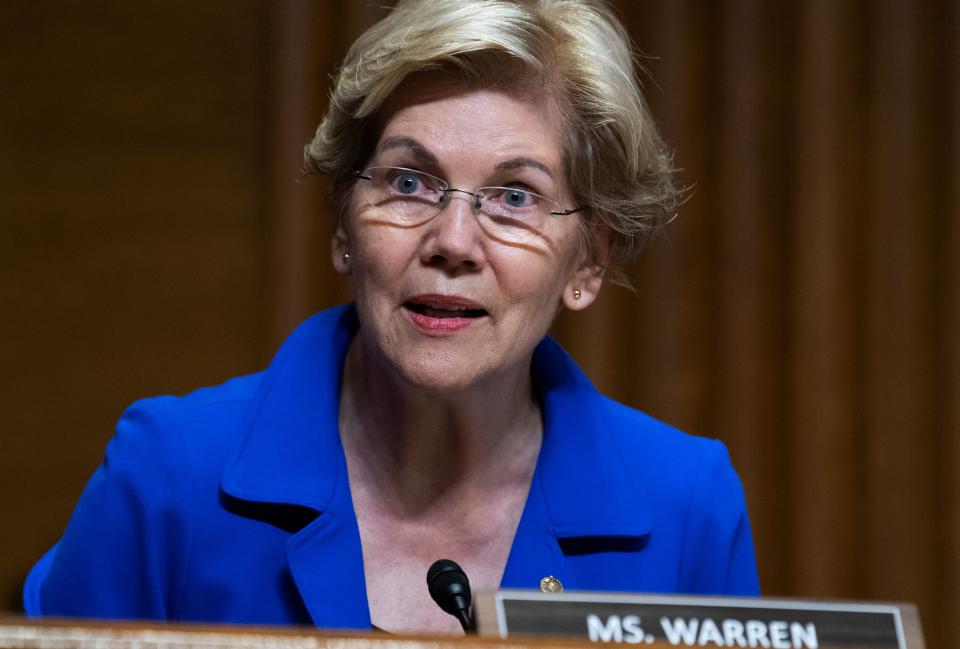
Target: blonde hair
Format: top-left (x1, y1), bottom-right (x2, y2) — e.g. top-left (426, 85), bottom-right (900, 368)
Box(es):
top-left (305, 0), bottom-right (678, 282)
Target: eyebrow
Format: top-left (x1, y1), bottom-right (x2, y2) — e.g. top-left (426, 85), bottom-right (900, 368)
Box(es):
top-left (375, 137), bottom-right (438, 164)
top-left (494, 157), bottom-right (556, 180)
top-left (375, 138), bottom-right (557, 180)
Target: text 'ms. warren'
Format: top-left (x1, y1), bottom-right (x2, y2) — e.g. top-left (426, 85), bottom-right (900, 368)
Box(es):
top-left (587, 613), bottom-right (817, 648)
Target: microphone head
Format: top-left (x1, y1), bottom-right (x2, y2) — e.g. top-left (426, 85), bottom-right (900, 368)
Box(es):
top-left (426, 559), bottom-right (472, 616)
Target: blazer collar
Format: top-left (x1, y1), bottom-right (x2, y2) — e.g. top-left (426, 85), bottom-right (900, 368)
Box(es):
top-left (221, 304), bottom-right (357, 511)
top-left (530, 337), bottom-right (652, 538)
top-left (222, 304), bottom-right (653, 537)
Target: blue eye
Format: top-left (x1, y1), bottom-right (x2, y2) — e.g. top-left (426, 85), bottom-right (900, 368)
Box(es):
top-left (504, 189), bottom-right (530, 208)
top-left (395, 174), bottom-right (420, 194)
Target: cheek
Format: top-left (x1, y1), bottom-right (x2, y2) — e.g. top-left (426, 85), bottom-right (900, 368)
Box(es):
top-left (505, 230), bottom-right (581, 301)
top-left (497, 253), bottom-right (576, 326)
top-left (351, 222), bottom-right (415, 289)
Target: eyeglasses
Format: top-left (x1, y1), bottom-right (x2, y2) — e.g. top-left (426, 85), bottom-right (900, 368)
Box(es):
top-left (352, 166), bottom-right (585, 241)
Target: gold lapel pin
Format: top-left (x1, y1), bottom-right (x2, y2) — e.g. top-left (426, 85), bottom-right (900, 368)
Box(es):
top-left (539, 576), bottom-right (563, 593)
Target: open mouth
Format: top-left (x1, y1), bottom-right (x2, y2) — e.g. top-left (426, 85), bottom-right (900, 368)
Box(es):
top-left (404, 299), bottom-right (487, 319)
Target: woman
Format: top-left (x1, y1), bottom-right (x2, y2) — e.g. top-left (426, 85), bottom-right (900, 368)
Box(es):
top-left (25, 0), bottom-right (758, 634)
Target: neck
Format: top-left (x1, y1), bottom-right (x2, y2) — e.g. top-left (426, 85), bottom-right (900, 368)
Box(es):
top-left (338, 334), bottom-right (542, 518)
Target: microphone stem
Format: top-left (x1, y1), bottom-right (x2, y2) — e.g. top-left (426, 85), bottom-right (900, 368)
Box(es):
top-left (456, 608), bottom-right (473, 633)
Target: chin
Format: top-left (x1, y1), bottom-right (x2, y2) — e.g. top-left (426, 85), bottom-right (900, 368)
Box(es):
top-left (391, 348), bottom-right (491, 396)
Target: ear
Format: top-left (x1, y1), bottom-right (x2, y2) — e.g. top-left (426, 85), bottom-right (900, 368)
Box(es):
top-left (562, 226), bottom-right (609, 311)
top-left (562, 263), bottom-right (605, 310)
top-left (331, 218), bottom-right (352, 275)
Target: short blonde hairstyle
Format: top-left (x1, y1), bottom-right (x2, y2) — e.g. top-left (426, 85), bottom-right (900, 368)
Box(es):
top-left (305, 0), bottom-right (678, 282)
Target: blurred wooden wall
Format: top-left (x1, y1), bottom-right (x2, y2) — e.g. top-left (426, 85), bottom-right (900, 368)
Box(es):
top-left (2, 1), bottom-right (957, 647)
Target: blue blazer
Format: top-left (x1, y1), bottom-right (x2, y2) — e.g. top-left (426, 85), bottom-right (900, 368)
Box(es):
top-left (25, 304), bottom-right (759, 627)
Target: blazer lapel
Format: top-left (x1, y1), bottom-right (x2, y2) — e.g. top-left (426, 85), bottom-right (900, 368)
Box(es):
top-left (501, 471), bottom-right (579, 591)
top-left (284, 466), bottom-right (370, 629)
top-left (502, 338), bottom-right (653, 591)
top-left (221, 305), bottom-right (371, 629)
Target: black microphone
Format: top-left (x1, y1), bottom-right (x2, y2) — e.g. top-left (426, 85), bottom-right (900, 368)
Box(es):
top-left (426, 559), bottom-right (473, 632)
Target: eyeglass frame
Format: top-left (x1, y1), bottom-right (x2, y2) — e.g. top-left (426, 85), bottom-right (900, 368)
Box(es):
top-left (351, 166), bottom-right (587, 219)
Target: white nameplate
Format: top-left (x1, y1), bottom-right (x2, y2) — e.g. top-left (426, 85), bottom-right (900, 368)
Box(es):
top-left (474, 591), bottom-right (925, 649)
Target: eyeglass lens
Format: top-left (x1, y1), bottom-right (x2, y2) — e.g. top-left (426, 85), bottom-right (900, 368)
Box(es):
top-left (354, 167), bottom-right (575, 241)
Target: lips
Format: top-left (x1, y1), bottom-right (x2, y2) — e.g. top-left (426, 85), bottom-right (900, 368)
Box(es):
top-left (404, 294), bottom-right (488, 334)
top-left (404, 294), bottom-right (487, 319)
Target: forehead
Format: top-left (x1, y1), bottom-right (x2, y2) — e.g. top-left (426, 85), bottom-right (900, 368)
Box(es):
top-left (374, 76), bottom-right (565, 172)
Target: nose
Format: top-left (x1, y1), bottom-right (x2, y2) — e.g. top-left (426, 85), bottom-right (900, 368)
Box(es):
top-left (419, 192), bottom-right (485, 273)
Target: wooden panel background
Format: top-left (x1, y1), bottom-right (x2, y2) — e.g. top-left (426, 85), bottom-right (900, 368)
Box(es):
top-left (1, 1), bottom-right (957, 647)
top-left (0, 0), bottom-right (273, 611)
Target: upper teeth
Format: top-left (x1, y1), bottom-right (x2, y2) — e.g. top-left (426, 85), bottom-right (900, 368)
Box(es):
top-left (429, 304), bottom-right (471, 310)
